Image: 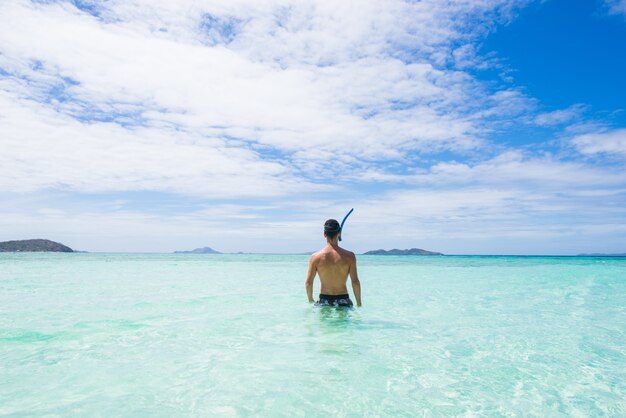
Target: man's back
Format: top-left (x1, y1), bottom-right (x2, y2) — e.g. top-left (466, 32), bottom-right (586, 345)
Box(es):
top-left (305, 218), bottom-right (362, 307)
top-left (313, 244), bottom-right (354, 295)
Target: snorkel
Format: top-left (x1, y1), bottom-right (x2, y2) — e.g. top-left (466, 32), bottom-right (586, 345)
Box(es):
top-left (339, 208), bottom-right (354, 242)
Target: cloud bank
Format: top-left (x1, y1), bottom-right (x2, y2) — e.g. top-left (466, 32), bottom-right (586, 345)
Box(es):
top-left (1, 0), bottom-right (625, 253)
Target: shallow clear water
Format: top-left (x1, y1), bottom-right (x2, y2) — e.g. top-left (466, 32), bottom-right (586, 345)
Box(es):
top-left (1, 253), bottom-right (625, 417)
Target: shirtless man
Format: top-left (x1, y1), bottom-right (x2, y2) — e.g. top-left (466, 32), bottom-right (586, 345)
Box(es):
top-left (305, 219), bottom-right (362, 307)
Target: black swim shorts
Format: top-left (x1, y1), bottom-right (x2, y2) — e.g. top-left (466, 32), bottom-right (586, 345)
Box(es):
top-left (315, 293), bottom-right (353, 307)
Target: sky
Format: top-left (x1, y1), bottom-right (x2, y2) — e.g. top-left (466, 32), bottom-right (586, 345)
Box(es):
top-left (1, 0), bottom-right (625, 254)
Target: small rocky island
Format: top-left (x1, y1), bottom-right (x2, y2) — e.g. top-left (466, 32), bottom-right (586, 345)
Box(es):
top-left (364, 248), bottom-right (443, 256)
top-left (0, 239), bottom-right (74, 252)
top-left (174, 246), bottom-right (221, 254)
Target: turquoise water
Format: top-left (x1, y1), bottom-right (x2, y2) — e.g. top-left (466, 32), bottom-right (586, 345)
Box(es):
top-left (1, 253), bottom-right (625, 417)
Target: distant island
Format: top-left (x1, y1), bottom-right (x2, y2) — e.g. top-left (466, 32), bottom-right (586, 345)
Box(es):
top-left (174, 246), bottom-right (221, 254)
top-left (577, 253), bottom-right (626, 257)
top-left (363, 248), bottom-right (443, 256)
top-left (0, 239), bottom-right (74, 252)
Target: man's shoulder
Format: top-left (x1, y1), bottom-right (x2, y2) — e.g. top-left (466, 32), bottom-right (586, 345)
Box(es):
top-left (339, 248), bottom-right (356, 258)
top-left (309, 250), bottom-right (323, 261)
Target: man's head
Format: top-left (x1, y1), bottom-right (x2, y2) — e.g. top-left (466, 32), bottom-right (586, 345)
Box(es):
top-left (324, 219), bottom-right (341, 241)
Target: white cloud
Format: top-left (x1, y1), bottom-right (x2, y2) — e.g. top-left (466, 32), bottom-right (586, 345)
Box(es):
top-left (0, 0), bottom-right (537, 196)
top-left (605, 0), bottom-right (626, 17)
top-left (0, 87), bottom-right (316, 197)
top-left (3, 162), bottom-right (625, 254)
top-left (572, 128), bottom-right (626, 156)
top-left (0, 199), bottom-right (330, 252)
top-left (534, 104), bottom-right (585, 126)
top-left (2, 146), bottom-right (625, 254)
top-left (330, 151), bottom-right (626, 253)
top-left (355, 150), bottom-right (626, 188)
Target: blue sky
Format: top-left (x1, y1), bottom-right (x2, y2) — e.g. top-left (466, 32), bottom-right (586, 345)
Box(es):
top-left (483, 0), bottom-right (626, 114)
top-left (1, 0), bottom-right (625, 254)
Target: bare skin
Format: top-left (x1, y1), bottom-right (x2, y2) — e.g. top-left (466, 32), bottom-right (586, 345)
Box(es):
top-left (305, 233), bottom-right (362, 307)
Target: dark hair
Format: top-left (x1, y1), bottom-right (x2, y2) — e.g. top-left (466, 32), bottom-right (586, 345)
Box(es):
top-left (324, 219), bottom-right (341, 239)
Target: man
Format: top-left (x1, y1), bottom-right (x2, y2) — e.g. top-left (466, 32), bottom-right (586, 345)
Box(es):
top-left (305, 219), bottom-right (362, 307)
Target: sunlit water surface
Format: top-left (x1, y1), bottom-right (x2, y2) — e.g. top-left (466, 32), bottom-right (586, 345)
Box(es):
top-left (1, 253), bottom-right (625, 416)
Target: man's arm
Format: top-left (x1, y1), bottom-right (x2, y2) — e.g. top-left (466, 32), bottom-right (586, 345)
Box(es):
top-left (349, 254), bottom-right (362, 307)
top-left (305, 255), bottom-right (317, 303)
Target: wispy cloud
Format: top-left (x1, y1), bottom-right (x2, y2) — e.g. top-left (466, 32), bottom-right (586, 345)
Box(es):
top-left (604, 0), bottom-right (626, 17)
top-left (534, 104), bottom-right (586, 126)
top-left (0, 87), bottom-right (320, 196)
top-left (572, 128), bottom-right (626, 157)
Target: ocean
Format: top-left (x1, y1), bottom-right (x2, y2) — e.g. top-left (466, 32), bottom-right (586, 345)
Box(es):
top-left (1, 253), bottom-right (625, 416)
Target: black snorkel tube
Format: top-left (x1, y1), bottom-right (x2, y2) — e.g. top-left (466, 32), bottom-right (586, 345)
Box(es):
top-left (339, 208), bottom-right (354, 242)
